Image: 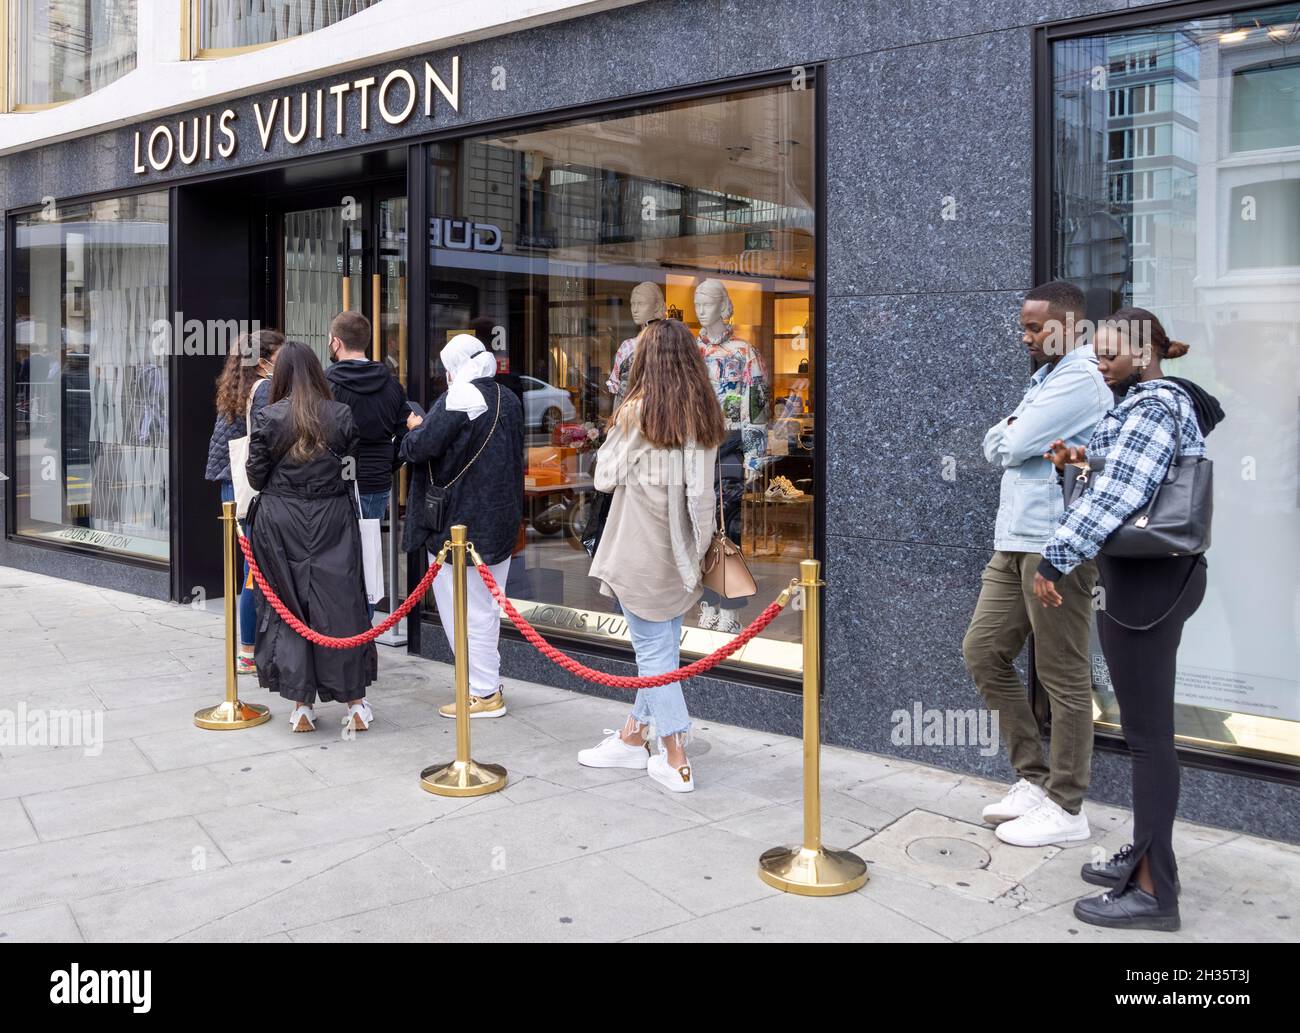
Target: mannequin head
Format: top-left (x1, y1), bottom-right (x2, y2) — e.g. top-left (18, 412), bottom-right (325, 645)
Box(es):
top-left (694, 279), bottom-right (734, 331)
top-left (629, 282), bottom-right (666, 327)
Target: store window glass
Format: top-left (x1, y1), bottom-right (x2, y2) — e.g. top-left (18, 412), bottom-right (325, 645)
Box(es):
top-left (196, 0), bottom-right (384, 52)
top-left (1051, 4), bottom-right (1300, 763)
top-left (12, 0), bottom-right (136, 106)
top-left (425, 81), bottom-right (817, 676)
top-left (11, 192), bottom-right (170, 561)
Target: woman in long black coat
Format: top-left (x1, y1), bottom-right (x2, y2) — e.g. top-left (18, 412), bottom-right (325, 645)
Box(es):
top-left (246, 341), bottom-right (378, 732)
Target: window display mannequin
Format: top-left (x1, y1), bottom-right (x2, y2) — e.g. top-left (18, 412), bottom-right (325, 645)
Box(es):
top-left (606, 282), bottom-right (666, 399)
top-left (693, 278), bottom-right (769, 634)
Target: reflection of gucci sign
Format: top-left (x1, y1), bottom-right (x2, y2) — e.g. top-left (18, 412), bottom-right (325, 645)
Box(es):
top-left (430, 218), bottom-right (502, 252)
top-left (717, 250), bottom-right (766, 275)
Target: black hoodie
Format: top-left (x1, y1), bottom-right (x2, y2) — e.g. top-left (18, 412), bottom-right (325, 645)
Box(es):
top-left (1165, 376), bottom-right (1226, 437)
top-left (326, 359), bottom-right (409, 494)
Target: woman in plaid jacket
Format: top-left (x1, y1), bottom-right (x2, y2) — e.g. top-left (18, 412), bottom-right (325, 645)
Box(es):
top-left (1034, 307), bottom-right (1224, 934)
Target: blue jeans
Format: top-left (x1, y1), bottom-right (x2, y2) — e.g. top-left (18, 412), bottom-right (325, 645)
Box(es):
top-left (358, 490), bottom-right (389, 620)
top-left (621, 604), bottom-right (691, 739)
top-left (358, 490), bottom-right (389, 520)
top-left (218, 481), bottom-right (256, 648)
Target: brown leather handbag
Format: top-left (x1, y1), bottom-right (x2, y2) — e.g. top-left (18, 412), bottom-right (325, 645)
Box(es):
top-left (700, 458), bottom-right (756, 599)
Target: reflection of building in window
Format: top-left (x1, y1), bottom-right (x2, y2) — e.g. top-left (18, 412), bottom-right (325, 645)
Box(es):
top-left (1051, 7), bottom-right (1300, 763)
top-left (14, 0), bottom-right (137, 105)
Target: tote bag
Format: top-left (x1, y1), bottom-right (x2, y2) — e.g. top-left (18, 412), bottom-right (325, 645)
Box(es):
top-left (228, 380), bottom-right (266, 520)
top-left (356, 485), bottom-right (385, 607)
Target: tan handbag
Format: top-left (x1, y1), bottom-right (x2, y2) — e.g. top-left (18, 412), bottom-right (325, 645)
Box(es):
top-left (700, 456), bottom-right (756, 599)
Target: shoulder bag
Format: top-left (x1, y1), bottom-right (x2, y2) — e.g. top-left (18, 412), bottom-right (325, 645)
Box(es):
top-left (700, 456), bottom-right (757, 599)
top-left (1063, 392), bottom-right (1213, 559)
top-left (228, 379), bottom-right (267, 520)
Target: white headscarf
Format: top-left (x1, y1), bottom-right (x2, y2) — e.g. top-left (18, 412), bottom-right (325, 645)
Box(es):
top-left (441, 334), bottom-right (499, 420)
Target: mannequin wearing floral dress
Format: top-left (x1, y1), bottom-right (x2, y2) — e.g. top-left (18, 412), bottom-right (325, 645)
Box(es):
top-left (693, 279), bottom-right (768, 634)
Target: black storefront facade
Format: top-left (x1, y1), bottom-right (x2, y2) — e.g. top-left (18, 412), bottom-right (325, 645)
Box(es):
top-left (3, 0), bottom-right (1297, 840)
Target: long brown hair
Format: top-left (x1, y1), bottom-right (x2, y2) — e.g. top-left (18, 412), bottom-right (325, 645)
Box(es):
top-left (270, 341), bottom-right (334, 463)
top-left (214, 329), bottom-right (285, 420)
top-left (620, 318), bottom-right (726, 449)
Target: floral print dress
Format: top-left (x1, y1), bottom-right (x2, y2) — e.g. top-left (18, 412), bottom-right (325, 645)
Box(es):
top-left (698, 326), bottom-right (769, 478)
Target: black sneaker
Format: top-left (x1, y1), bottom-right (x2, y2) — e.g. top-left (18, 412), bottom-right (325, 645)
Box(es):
top-left (1081, 844), bottom-right (1180, 894)
top-left (1074, 885), bottom-right (1180, 932)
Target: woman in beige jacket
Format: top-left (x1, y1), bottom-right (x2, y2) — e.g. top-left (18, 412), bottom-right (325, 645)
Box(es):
top-left (580, 319), bottom-right (726, 792)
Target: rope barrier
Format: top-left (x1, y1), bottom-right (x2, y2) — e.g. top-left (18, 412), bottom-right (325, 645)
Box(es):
top-left (237, 534), bottom-right (441, 649)
top-left (235, 530), bottom-right (794, 681)
top-left (472, 556), bottom-right (794, 690)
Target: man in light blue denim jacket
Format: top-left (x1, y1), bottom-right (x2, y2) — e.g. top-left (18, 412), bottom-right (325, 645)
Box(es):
top-left (963, 281), bottom-right (1111, 850)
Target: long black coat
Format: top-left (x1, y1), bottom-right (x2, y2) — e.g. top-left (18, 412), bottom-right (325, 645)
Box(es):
top-left (400, 377), bottom-right (524, 564)
top-left (246, 397), bottom-right (377, 703)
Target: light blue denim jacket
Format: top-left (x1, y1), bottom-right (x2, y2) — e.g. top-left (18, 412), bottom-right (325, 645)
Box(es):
top-left (982, 344), bottom-right (1111, 553)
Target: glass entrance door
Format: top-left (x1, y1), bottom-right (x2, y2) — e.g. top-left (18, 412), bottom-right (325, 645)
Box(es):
top-left (278, 185), bottom-right (406, 371)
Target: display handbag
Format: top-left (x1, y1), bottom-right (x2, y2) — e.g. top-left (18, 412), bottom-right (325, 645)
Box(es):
top-left (425, 384), bottom-right (501, 533)
top-left (700, 456), bottom-right (757, 599)
top-left (580, 488), bottom-right (613, 558)
top-left (228, 379), bottom-right (267, 520)
top-left (1063, 393), bottom-right (1213, 559)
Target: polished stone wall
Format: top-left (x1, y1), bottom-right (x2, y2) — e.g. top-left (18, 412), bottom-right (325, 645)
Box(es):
top-left (3, 0), bottom-right (1296, 840)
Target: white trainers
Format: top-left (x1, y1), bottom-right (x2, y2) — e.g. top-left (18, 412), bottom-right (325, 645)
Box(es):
top-left (578, 729), bottom-right (651, 770)
top-left (714, 608), bottom-right (743, 634)
top-left (697, 602), bottom-right (719, 630)
top-left (995, 798), bottom-right (1091, 847)
top-left (981, 778), bottom-right (1048, 825)
top-left (648, 751), bottom-right (695, 793)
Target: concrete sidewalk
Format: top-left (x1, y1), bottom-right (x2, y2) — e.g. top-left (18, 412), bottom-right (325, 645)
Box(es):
top-left (0, 568), bottom-right (1295, 943)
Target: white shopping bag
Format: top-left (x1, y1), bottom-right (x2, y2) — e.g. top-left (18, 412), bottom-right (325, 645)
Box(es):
top-left (355, 486), bottom-right (385, 606)
top-left (360, 518), bottom-right (384, 606)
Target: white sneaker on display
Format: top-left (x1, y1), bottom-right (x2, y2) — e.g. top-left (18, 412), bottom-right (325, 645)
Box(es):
top-left (995, 798), bottom-right (1091, 847)
top-left (981, 778), bottom-right (1048, 825)
top-left (577, 729), bottom-right (651, 769)
top-left (714, 608), bottom-right (743, 634)
top-left (698, 602), bottom-right (719, 630)
top-left (648, 751), bottom-right (695, 793)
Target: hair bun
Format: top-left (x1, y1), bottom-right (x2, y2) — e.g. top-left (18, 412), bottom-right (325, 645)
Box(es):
top-left (1164, 339), bottom-right (1190, 359)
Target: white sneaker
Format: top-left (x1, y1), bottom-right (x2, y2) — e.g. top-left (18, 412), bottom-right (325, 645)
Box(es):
top-left (981, 778), bottom-right (1047, 825)
top-left (697, 602), bottom-right (719, 630)
top-left (578, 729), bottom-right (650, 769)
top-left (995, 798), bottom-right (1091, 847)
top-left (648, 751), bottom-right (695, 793)
top-left (714, 608), bottom-right (743, 634)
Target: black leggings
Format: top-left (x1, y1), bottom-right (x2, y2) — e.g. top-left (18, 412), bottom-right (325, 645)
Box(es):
top-left (1096, 553), bottom-right (1207, 906)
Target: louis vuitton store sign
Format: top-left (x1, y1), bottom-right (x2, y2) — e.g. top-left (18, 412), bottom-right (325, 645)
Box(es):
top-left (131, 55), bottom-right (461, 175)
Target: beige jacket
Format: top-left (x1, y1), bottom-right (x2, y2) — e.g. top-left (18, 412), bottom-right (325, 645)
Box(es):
top-left (588, 403), bottom-right (717, 622)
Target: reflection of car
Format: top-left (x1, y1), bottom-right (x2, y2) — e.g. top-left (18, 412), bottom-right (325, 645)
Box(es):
top-left (520, 375), bottom-right (576, 432)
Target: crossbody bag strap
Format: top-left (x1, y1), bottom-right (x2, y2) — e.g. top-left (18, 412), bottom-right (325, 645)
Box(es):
top-left (244, 378), bottom-right (265, 427)
top-left (1132, 390), bottom-right (1189, 523)
top-left (427, 383), bottom-right (502, 490)
top-left (1101, 556), bottom-right (1203, 632)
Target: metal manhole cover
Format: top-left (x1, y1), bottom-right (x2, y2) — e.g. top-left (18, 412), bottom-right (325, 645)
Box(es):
top-left (905, 836), bottom-right (991, 871)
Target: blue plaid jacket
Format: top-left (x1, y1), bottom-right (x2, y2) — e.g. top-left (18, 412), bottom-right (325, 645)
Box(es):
top-left (1041, 380), bottom-right (1205, 577)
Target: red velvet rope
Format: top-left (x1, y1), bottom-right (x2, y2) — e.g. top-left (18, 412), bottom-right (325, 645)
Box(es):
top-left (474, 560), bottom-right (790, 690)
top-left (236, 534), bottom-right (793, 683)
top-left (237, 535), bottom-right (439, 649)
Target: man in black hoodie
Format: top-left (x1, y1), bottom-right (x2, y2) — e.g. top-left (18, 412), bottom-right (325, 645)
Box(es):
top-left (325, 312), bottom-right (409, 613)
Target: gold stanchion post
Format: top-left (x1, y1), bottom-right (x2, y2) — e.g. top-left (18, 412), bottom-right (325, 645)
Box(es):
top-left (194, 501), bottom-right (272, 730)
top-left (758, 558), bottom-right (868, 895)
top-left (419, 525), bottom-right (508, 796)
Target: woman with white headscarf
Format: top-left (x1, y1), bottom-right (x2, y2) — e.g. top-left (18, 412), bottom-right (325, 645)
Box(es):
top-left (401, 334), bottom-right (524, 719)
